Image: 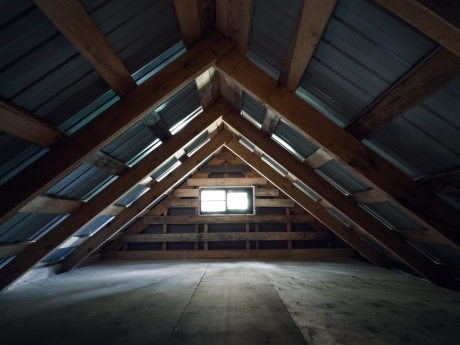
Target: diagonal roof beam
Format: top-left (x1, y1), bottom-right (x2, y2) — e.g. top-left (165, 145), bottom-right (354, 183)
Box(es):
top-left (224, 137), bottom-right (392, 269)
top-left (173, 0), bottom-right (203, 49)
top-left (61, 130), bottom-right (233, 271)
top-left (215, 49), bottom-right (460, 252)
top-left (33, 0), bottom-right (137, 96)
top-left (374, 0), bottom-right (460, 58)
top-left (216, 0), bottom-right (255, 56)
top-left (279, 0), bottom-right (337, 92)
top-left (224, 112), bottom-right (457, 288)
top-left (345, 46), bottom-right (460, 140)
top-left (0, 33), bottom-right (233, 226)
top-left (0, 101), bottom-right (232, 291)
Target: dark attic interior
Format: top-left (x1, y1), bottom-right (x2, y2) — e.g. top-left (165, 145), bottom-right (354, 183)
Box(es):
top-left (1, 0), bottom-right (460, 344)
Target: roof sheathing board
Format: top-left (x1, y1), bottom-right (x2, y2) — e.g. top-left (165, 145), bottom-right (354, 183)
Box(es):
top-left (247, 0), bottom-right (303, 79)
top-left (296, 0), bottom-right (437, 127)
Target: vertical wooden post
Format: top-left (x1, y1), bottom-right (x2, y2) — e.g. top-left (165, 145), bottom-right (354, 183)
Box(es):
top-left (286, 208), bottom-right (292, 250)
top-left (255, 207), bottom-right (260, 250)
top-left (245, 223), bottom-right (250, 250)
top-left (162, 210), bottom-right (167, 251)
top-left (204, 223), bottom-right (209, 250)
top-left (194, 208), bottom-right (199, 250)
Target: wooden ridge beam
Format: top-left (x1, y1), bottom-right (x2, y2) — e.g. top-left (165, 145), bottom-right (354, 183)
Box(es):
top-left (215, 49), bottom-right (460, 254)
top-left (143, 214), bottom-right (314, 225)
top-left (0, 33), bottom-right (233, 226)
top-left (225, 138), bottom-right (392, 269)
top-left (60, 130), bottom-right (234, 272)
top-left (102, 248), bottom-right (355, 260)
top-left (224, 113), bottom-right (457, 288)
top-left (121, 231), bottom-right (332, 243)
top-left (33, 0), bottom-right (137, 96)
top-left (374, 0), bottom-right (460, 58)
top-left (0, 103), bottom-right (231, 290)
top-left (279, 0), bottom-right (337, 92)
top-left (187, 177), bottom-right (266, 186)
top-left (345, 47), bottom-right (460, 140)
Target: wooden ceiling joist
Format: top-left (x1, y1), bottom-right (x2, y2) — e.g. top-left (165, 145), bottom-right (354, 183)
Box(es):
top-left (278, 0), bottom-right (338, 92)
top-left (33, 0), bottom-right (137, 96)
top-left (215, 50), bottom-right (460, 254)
top-left (61, 130), bottom-right (233, 272)
top-left (224, 112), bottom-right (457, 288)
top-left (375, 0), bottom-right (460, 58)
top-left (0, 103), bottom-right (231, 291)
top-left (121, 231), bottom-right (331, 243)
top-left (0, 33), bottom-right (233, 227)
top-left (224, 137), bottom-right (392, 269)
top-left (345, 46), bottom-right (460, 140)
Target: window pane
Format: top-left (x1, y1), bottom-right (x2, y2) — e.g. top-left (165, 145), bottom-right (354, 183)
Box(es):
top-left (201, 201), bottom-right (226, 212)
top-left (227, 193), bottom-right (248, 210)
top-left (201, 190), bottom-right (225, 201)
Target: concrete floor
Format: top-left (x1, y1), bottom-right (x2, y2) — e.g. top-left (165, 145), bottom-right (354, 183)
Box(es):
top-left (0, 259), bottom-right (459, 345)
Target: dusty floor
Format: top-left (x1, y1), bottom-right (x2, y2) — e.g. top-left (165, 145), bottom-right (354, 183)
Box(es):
top-left (0, 259), bottom-right (459, 345)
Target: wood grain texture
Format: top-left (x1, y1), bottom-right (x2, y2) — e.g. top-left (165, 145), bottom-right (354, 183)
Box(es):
top-left (102, 248), bottom-right (355, 260)
top-left (33, 0), bottom-right (136, 96)
top-left (348, 189), bottom-right (389, 204)
top-left (260, 109), bottom-right (280, 135)
top-left (279, 0), bottom-right (337, 91)
top-left (187, 177), bottom-right (266, 186)
top-left (143, 214), bottom-right (314, 224)
top-left (226, 0), bottom-right (255, 56)
top-left (0, 103), bottom-right (231, 290)
top-left (215, 49), bottom-right (460, 254)
top-left (375, 0), bottom-right (460, 58)
top-left (60, 130), bottom-right (233, 272)
top-left (84, 151), bottom-right (129, 175)
top-left (224, 114), bottom-right (456, 287)
top-left (0, 99), bottom-right (68, 148)
top-left (121, 231), bottom-right (331, 242)
top-left (173, 0), bottom-right (203, 49)
top-left (304, 148), bottom-right (333, 169)
top-left (0, 33), bottom-right (233, 226)
top-left (345, 47), bottom-right (460, 140)
top-left (141, 110), bottom-right (172, 142)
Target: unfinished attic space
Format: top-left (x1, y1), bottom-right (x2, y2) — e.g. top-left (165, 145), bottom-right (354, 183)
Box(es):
top-left (1, 0), bottom-right (460, 344)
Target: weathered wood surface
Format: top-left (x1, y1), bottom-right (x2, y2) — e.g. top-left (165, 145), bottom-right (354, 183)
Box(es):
top-left (163, 198), bottom-right (294, 208)
top-left (121, 231), bottom-right (332, 243)
top-left (102, 248), bottom-right (355, 260)
top-left (84, 151), bottom-right (130, 175)
top-left (141, 110), bottom-right (172, 142)
top-left (278, 0), bottom-right (337, 91)
top-left (199, 164), bottom-right (250, 173)
top-left (143, 214), bottom-right (314, 224)
top-left (187, 177), bottom-right (267, 186)
top-left (0, 33), bottom-right (233, 226)
top-left (348, 189), bottom-right (389, 204)
top-left (304, 148), bottom-right (333, 169)
top-left (216, 49), bottom-right (460, 253)
top-left (260, 109), bottom-right (279, 135)
top-left (172, 0), bottom-right (202, 49)
top-left (345, 47), bottom-right (460, 140)
top-left (173, 187), bottom-right (279, 198)
top-left (33, 0), bottom-right (136, 96)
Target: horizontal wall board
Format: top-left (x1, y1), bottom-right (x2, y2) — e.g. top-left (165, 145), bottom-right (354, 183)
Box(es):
top-left (143, 215), bottom-right (314, 224)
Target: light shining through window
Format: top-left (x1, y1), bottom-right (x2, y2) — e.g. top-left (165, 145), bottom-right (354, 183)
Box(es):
top-left (227, 193), bottom-right (248, 210)
top-left (199, 187), bottom-right (254, 215)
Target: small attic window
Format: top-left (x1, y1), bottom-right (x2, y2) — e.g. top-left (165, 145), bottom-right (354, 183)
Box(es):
top-left (199, 187), bottom-right (255, 215)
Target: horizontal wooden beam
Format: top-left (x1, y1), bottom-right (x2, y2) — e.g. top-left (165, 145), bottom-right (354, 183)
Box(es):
top-left (0, 99), bottom-right (68, 148)
top-left (216, 151), bottom-right (235, 160)
top-left (374, 0), bottom-right (460, 58)
top-left (163, 198), bottom-right (294, 208)
top-left (279, 0), bottom-right (337, 92)
top-left (121, 231), bottom-right (332, 243)
top-left (60, 130), bottom-right (234, 272)
top-left (0, 33), bottom-right (233, 226)
top-left (415, 167), bottom-right (460, 194)
top-left (187, 177), bottom-right (266, 186)
top-left (173, 187), bottom-right (279, 198)
top-left (33, 0), bottom-right (137, 96)
top-left (216, 49), bottom-right (460, 255)
top-left (345, 47), bottom-right (460, 140)
top-left (0, 242), bottom-right (32, 259)
top-left (102, 248), bottom-right (355, 260)
top-left (348, 189), bottom-right (389, 204)
top-left (19, 195), bottom-right (125, 216)
top-left (199, 164), bottom-right (250, 173)
top-left (143, 214), bottom-right (314, 224)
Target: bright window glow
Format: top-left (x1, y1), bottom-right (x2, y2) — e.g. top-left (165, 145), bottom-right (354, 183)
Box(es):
top-left (227, 192), bottom-right (248, 210)
top-left (201, 201), bottom-right (226, 212)
top-left (201, 190), bottom-right (225, 201)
